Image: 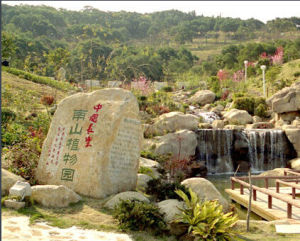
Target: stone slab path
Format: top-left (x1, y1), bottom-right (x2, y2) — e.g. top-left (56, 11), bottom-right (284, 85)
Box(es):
top-left (2, 215), bottom-right (133, 241)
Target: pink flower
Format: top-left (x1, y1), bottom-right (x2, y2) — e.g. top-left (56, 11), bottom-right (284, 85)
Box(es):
top-left (217, 69), bottom-right (229, 81)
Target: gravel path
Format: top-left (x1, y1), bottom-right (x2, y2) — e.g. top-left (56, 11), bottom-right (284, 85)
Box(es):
top-left (2, 215), bottom-right (133, 241)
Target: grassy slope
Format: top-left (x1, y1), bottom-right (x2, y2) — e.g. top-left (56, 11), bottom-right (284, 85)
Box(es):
top-left (1, 71), bottom-right (68, 116)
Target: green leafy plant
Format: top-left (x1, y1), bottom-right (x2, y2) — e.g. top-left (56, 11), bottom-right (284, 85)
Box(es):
top-left (145, 178), bottom-right (189, 202)
top-left (175, 188), bottom-right (239, 241)
top-left (254, 103), bottom-right (267, 118)
top-left (138, 166), bottom-right (154, 177)
top-left (1, 108), bottom-right (16, 126)
top-left (113, 199), bottom-right (167, 234)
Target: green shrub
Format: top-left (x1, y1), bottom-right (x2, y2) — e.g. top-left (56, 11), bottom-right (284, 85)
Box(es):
top-left (233, 97), bottom-right (267, 115)
top-left (4, 67), bottom-right (76, 92)
top-left (294, 71), bottom-right (300, 77)
top-left (113, 200), bottom-right (167, 234)
top-left (233, 97), bottom-right (255, 114)
top-left (162, 86), bottom-right (173, 92)
top-left (139, 166), bottom-right (154, 177)
top-left (2, 123), bottom-right (28, 146)
top-left (141, 150), bottom-right (158, 160)
top-left (254, 103), bottom-right (267, 118)
top-left (145, 178), bottom-right (189, 202)
top-left (175, 188), bottom-right (239, 241)
top-left (2, 108), bottom-right (16, 125)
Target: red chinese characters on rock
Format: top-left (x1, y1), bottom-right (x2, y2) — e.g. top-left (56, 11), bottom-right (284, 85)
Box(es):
top-left (85, 104), bottom-right (102, 148)
top-left (46, 127), bottom-right (66, 166)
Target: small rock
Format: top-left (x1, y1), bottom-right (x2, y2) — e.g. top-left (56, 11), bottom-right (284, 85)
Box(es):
top-left (9, 181), bottom-right (31, 199)
top-left (224, 125), bottom-right (244, 130)
top-left (189, 90), bottom-right (215, 106)
top-left (4, 200), bottom-right (25, 210)
top-left (246, 122), bottom-right (274, 129)
top-left (104, 191), bottom-right (150, 209)
top-left (212, 120), bottom-right (224, 129)
top-left (223, 109), bottom-right (253, 125)
top-left (2, 169), bottom-right (25, 195)
top-left (31, 185), bottom-right (81, 208)
top-left (198, 123), bottom-right (213, 129)
top-left (253, 116), bottom-right (262, 123)
top-left (289, 158), bottom-right (300, 170)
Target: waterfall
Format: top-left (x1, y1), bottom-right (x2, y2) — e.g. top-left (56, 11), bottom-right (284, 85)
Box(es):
top-left (244, 129), bottom-right (286, 172)
top-left (197, 129), bottom-right (233, 174)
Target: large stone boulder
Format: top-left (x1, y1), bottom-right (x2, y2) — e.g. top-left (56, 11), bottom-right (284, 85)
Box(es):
top-left (137, 174), bottom-right (153, 190)
top-left (223, 109), bottom-right (253, 125)
top-left (181, 178), bottom-right (229, 211)
top-left (282, 125), bottom-right (300, 156)
top-left (257, 168), bottom-right (290, 177)
top-left (144, 130), bottom-right (197, 160)
top-left (289, 158), bottom-right (300, 170)
top-left (2, 169), bottom-right (25, 195)
top-left (157, 199), bottom-right (184, 223)
top-left (36, 88), bottom-right (142, 198)
top-left (267, 82), bottom-right (300, 114)
top-left (104, 191), bottom-right (150, 209)
top-left (189, 90), bottom-right (215, 106)
top-left (148, 112), bottom-right (199, 136)
top-left (31, 185), bottom-right (81, 208)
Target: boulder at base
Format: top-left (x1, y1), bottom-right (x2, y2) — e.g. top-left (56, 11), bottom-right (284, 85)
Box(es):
top-left (157, 199), bottom-right (184, 223)
top-left (31, 185), bottom-right (81, 207)
top-left (104, 191), bottom-right (150, 209)
top-left (2, 169), bottom-right (25, 195)
top-left (36, 89), bottom-right (142, 198)
top-left (181, 178), bottom-right (229, 211)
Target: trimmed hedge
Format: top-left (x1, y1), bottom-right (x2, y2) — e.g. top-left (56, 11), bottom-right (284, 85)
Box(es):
top-left (3, 67), bottom-right (77, 92)
top-left (233, 96), bottom-right (268, 117)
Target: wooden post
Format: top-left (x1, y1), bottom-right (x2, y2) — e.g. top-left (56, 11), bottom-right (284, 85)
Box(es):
top-left (276, 182), bottom-right (280, 193)
top-left (240, 184), bottom-right (244, 195)
top-left (231, 179), bottom-right (235, 190)
top-left (268, 195), bottom-right (272, 209)
top-left (265, 178), bottom-right (269, 189)
top-left (287, 204), bottom-right (292, 218)
top-left (292, 188), bottom-right (296, 199)
top-left (246, 170), bottom-right (252, 232)
top-left (253, 189), bottom-right (257, 201)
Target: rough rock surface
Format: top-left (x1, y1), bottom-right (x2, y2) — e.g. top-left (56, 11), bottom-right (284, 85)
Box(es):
top-left (148, 112), bottom-right (199, 136)
top-left (223, 109), bottom-right (253, 125)
top-left (31, 185), bottom-right (81, 207)
top-left (36, 88), bottom-right (142, 198)
top-left (267, 82), bottom-right (300, 114)
top-left (2, 169), bottom-right (25, 195)
top-left (157, 199), bottom-right (184, 223)
top-left (189, 90), bottom-right (215, 105)
top-left (139, 157), bottom-right (160, 178)
top-left (181, 178), bottom-right (229, 211)
top-left (257, 168), bottom-right (290, 177)
top-left (137, 174), bottom-right (153, 190)
top-left (4, 200), bottom-right (25, 210)
top-left (104, 191), bottom-right (150, 209)
top-left (289, 158), bottom-right (300, 170)
top-left (144, 130), bottom-right (197, 160)
top-left (282, 125), bottom-right (300, 157)
top-left (246, 122), bottom-right (274, 129)
top-left (212, 120), bottom-right (225, 129)
top-left (9, 181), bottom-right (32, 198)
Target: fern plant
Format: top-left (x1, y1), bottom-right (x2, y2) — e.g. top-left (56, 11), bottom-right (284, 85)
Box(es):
top-left (175, 188), bottom-right (239, 241)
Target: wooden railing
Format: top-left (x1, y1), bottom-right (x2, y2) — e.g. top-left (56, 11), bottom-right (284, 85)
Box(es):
top-left (231, 174), bottom-right (300, 219)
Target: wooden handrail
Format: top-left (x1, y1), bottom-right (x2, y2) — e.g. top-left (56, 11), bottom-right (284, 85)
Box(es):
top-left (234, 175), bottom-right (300, 181)
top-left (284, 170), bottom-right (300, 177)
top-left (276, 179), bottom-right (300, 199)
top-left (231, 177), bottom-right (300, 218)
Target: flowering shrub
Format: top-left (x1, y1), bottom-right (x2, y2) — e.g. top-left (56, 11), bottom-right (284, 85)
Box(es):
top-left (271, 46), bottom-right (284, 65)
top-left (217, 69), bottom-right (229, 82)
top-left (233, 70), bottom-right (244, 82)
top-left (131, 76), bottom-right (154, 96)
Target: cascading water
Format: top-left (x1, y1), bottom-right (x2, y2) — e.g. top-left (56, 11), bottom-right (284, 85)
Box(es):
top-left (196, 128), bottom-right (295, 175)
top-left (197, 129), bottom-right (234, 174)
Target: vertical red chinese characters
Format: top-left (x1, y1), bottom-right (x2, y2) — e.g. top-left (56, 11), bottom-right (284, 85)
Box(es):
top-left (85, 104), bottom-right (102, 148)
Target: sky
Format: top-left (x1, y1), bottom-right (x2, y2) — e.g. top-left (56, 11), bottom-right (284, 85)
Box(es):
top-left (3, 1), bottom-right (300, 23)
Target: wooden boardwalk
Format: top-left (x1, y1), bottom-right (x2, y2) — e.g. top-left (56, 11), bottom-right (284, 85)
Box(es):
top-left (226, 187), bottom-right (300, 222)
